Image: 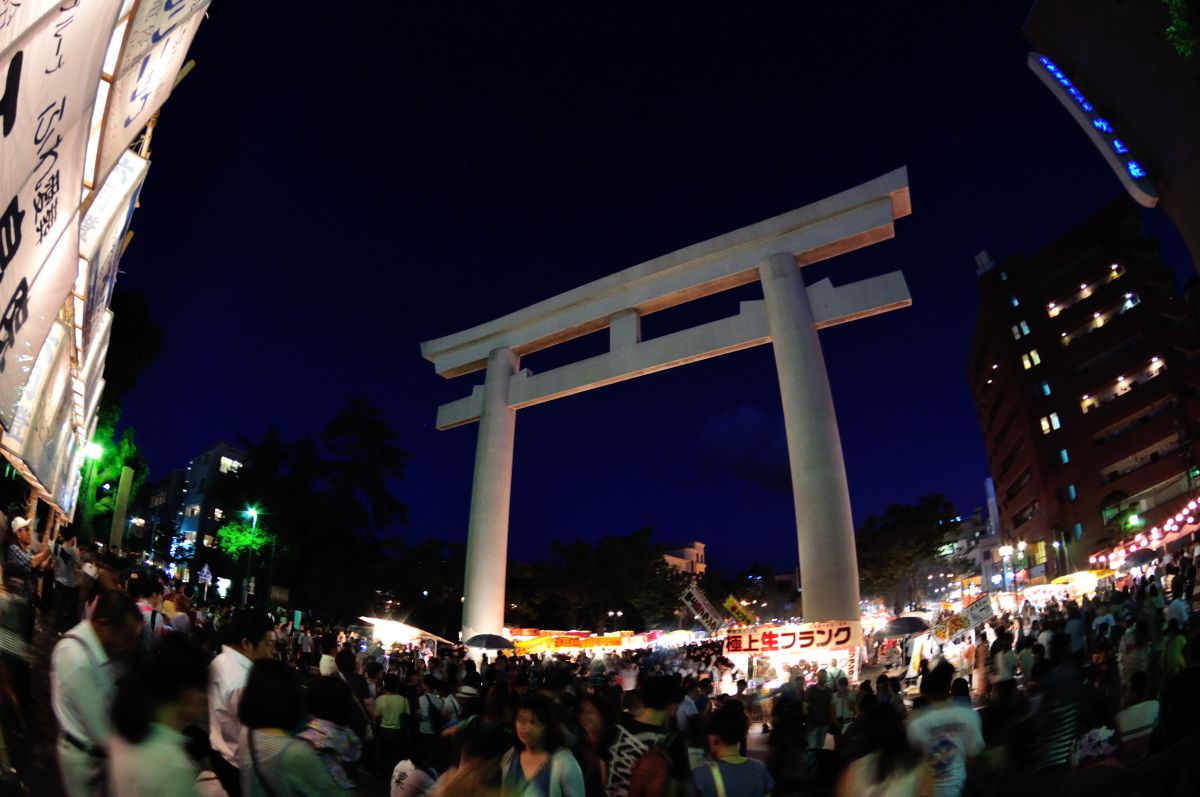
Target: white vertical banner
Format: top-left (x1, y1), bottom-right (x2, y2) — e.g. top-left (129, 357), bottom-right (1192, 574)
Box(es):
top-left (0, 0), bottom-right (121, 427)
top-left (95, 0), bottom-right (207, 186)
top-left (0, 1), bottom-right (61, 54)
top-left (0, 315), bottom-right (64, 455)
top-left (79, 149), bottom-right (146, 345)
top-left (21, 309), bottom-right (72, 483)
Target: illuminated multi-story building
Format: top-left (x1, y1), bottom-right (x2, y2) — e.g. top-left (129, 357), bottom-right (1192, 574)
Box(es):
top-left (968, 199), bottom-right (1200, 583)
top-left (173, 442), bottom-right (245, 560)
top-left (663, 540), bottom-right (707, 577)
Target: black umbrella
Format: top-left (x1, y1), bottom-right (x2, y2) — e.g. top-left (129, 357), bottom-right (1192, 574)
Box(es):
top-left (1125, 547), bottom-right (1157, 566)
top-left (464, 633), bottom-right (516, 650)
top-left (880, 616), bottom-right (931, 637)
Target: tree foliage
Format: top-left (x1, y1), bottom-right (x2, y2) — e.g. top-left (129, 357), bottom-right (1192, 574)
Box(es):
top-left (855, 495), bottom-right (956, 610)
top-left (1164, 0), bottom-right (1200, 59)
top-left (215, 519), bottom-right (273, 557)
top-left (227, 398), bottom-right (411, 619)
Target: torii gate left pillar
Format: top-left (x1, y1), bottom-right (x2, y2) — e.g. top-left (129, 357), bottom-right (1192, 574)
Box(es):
top-left (422, 167), bottom-right (915, 644)
top-left (461, 348), bottom-right (518, 645)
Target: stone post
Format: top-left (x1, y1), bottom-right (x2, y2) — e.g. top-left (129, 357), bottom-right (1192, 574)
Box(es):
top-left (461, 348), bottom-right (519, 644)
top-left (759, 253), bottom-right (861, 621)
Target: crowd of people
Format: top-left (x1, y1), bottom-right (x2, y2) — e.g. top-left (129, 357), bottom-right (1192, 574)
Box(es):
top-left (5, 508), bottom-right (1200, 796)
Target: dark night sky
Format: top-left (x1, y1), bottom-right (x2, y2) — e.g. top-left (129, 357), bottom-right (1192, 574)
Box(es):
top-left (113, 3), bottom-right (1193, 574)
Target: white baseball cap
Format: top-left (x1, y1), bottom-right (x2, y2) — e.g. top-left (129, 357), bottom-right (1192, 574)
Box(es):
top-left (11, 517), bottom-right (30, 532)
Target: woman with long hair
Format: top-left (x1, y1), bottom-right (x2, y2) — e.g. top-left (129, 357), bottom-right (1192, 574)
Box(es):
top-left (836, 704), bottom-right (933, 797)
top-left (109, 634), bottom-right (209, 796)
top-left (238, 658), bottom-right (341, 796)
top-left (500, 692), bottom-right (584, 797)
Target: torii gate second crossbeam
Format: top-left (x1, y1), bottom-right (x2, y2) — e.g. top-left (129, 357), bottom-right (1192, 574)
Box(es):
top-left (421, 167), bottom-right (914, 644)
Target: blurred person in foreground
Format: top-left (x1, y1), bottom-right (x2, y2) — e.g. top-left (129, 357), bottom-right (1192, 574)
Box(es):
top-left (905, 660), bottom-right (982, 797)
top-left (109, 634), bottom-right (209, 796)
top-left (239, 658), bottom-right (341, 795)
top-left (837, 704), bottom-right (932, 797)
top-left (501, 691), bottom-right (585, 797)
top-left (51, 590), bottom-right (143, 797)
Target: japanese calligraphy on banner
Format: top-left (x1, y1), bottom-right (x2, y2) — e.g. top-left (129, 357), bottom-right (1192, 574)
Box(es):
top-left (79, 149), bottom-right (146, 346)
top-left (723, 620), bottom-right (862, 655)
top-left (0, 0), bottom-right (60, 53)
top-left (0, 210), bottom-right (78, 426)
top-left (681, 584), bottom-right (723, 633)
top-left (95, 0), bottom-right (208, 187)
top-left (0, 0), bottom-right (121, 427)
top-left (724, 595), bottom-right (754, 625)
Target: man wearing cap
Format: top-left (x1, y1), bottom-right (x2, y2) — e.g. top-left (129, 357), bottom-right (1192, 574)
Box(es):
top-left (51, 590), bottom-right (143, 796)
top-left (5, 517), bottom-right (51, 603)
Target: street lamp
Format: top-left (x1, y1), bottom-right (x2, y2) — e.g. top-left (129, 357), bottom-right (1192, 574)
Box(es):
top-left (242, 506), bottom-right (259, 607)
top-left (81, 442), bottom-right (104, 540)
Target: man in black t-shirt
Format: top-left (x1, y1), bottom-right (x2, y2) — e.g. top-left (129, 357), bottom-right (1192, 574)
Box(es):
top-left (606, 675), bottom-right (693, 797)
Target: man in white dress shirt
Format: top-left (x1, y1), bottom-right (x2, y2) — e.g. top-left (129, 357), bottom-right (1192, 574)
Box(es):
top-left (51, 591), bottom-right (143, 797)
top-left (208, 609), bottom-right (276, 797)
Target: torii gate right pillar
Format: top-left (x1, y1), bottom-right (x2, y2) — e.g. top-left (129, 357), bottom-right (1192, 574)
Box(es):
top-left (760, 253), bottom-right (861, 622)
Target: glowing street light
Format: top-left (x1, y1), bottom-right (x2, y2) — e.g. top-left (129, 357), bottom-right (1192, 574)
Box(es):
top-left (86, 442), bottom-right (104, 459)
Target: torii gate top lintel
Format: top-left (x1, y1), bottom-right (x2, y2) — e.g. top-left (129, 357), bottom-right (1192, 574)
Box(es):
top-left (420, 167), bottom-right (911, 381)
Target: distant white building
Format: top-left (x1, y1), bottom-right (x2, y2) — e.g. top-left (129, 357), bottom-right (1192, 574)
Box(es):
top-left (664, 541), bottom-right (707, 576)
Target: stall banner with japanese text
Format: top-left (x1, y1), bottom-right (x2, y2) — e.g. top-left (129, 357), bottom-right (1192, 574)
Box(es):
top-left (79, 150), bottom-right (146, 347)
top-left (723, 620), bottom-right (862, 655)
top-left (932, 595), bottom-right (997, 644)
top-left (96, 0), bottom-right (208, 187)
top-left (964, 594), bottom-right (995, 627)
top-left (724, 595), bottom-right (754, 625)
top-left (0, 0), bottom-right (121, 427)
top-left (681, 584), bottom-right (723, 632)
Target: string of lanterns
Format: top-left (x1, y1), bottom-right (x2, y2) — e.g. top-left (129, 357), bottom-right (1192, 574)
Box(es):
top-left (1088, 492), bottom-right (1199, 567)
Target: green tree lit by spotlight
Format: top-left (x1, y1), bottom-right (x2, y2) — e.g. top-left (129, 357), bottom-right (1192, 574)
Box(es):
top-left (215, 519), bottom-right (273, 557)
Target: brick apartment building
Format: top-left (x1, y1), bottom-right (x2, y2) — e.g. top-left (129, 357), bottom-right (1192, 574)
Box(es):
top-left (968, 199), bottom-right (1200, 583)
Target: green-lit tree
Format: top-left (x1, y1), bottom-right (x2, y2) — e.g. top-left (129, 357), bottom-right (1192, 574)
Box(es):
top-left (215, 519), bottom-right (274, 557)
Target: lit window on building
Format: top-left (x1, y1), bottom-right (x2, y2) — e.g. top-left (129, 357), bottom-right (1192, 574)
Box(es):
top-left (1067, 484), bottom-right (1077, 501)
top-left (1011, 296), bottom-right (1020, 307)
top-left (213, 508), bottom-right (225, 520)
top-left (1020, 321), bottom-right (1030, 336)
top-left (219, 456), bottom-right (243, 474)
top-left (1050, 413), bottom-right (1061, 430)
top-left (1074, 522), bottom-right (1083, 540)
top-left (203, 535), bottom-right (215, 548)
top-left (185, 504), bottom-right (201, 518)
top-left (1041, 381), bottom-right (1051, 397)
top-left (1041, 417), bottom-right (1052, 434)
top-left (1059, 448), bottom-right (1069, 464)
top-left (1122, 292), bottom-right (1140, 312)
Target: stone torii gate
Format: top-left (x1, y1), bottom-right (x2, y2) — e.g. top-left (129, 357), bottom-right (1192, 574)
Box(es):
top-left (421, 168), bottom-right (914, 644)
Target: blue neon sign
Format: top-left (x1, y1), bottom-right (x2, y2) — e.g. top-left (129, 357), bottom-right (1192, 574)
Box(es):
top-left (1034, 55), bottom-right (1153, 193)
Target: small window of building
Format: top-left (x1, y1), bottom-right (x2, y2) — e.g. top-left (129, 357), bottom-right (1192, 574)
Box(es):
top-left (1020, 321), bottom-right (1030, 335)
top-left (1041, 381), bottom-right (1051, 396)
top-left (219, 456), bottom-right (242, 474)
top-left (1040, 416), bottom-right (1052, 434)
top-left (185, 503), bottom-right (201, 518)
top-left (1050, 412), bottom-right (1061, 430)
top-left (1059, 448), bottom-right (1070, 464)
top-left (1030, 349), bottom-right (1041, 366)
top-left (1022, 354), bottom-right (1032, 370)
top-left (1067, 484), bottom-right (1077, 501)
top-left (213, 508), bottom-right (225, 521)
top-left (1073, 522), bottom-right (1083, 540)
top-left (1011, 295), bottom-right (1020, 307)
